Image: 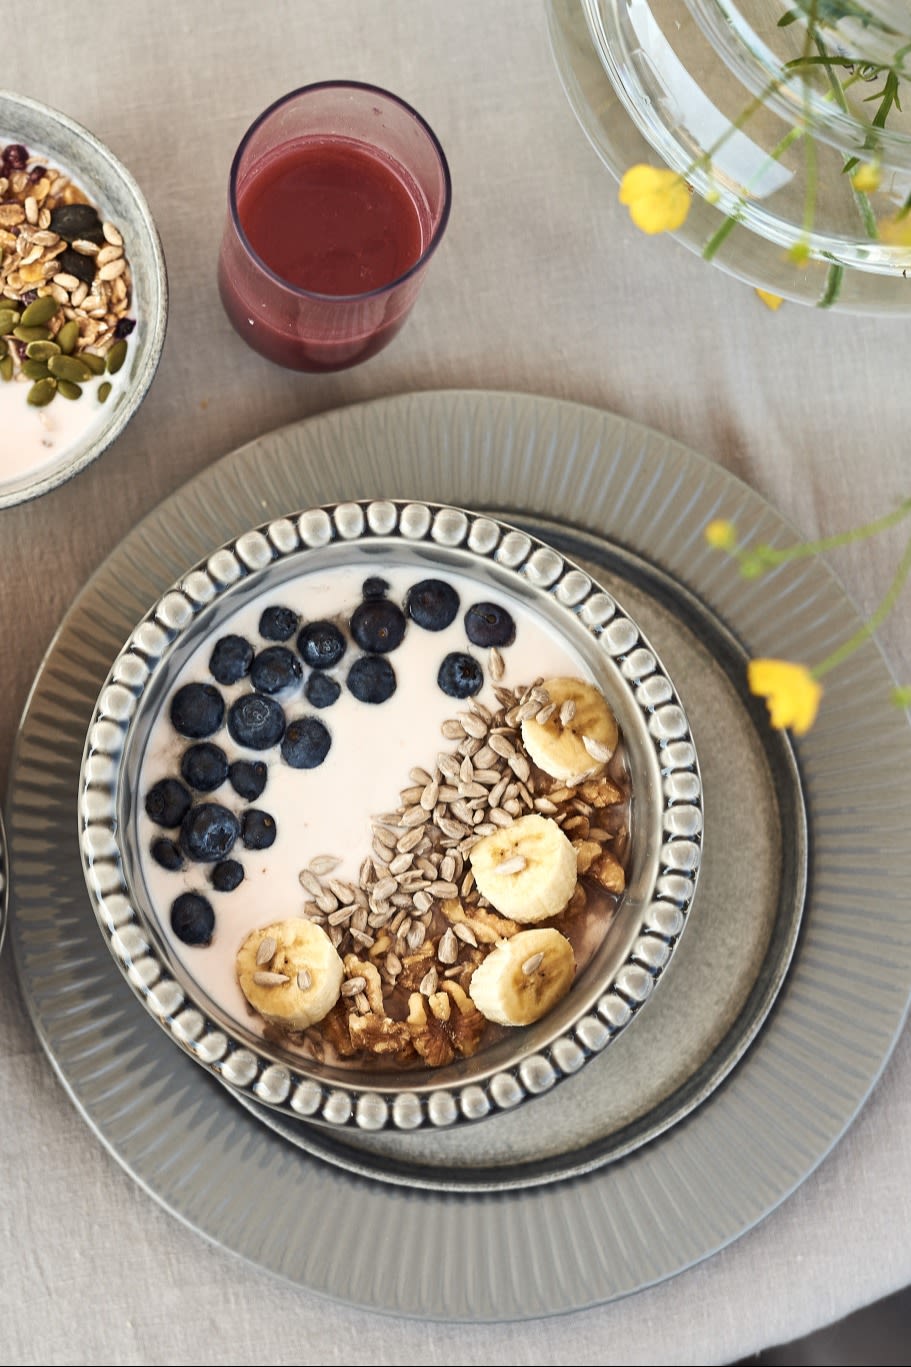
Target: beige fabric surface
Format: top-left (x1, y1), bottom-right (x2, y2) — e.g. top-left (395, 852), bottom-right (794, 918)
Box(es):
top-left (2, 3), bottom-right (910, 1363)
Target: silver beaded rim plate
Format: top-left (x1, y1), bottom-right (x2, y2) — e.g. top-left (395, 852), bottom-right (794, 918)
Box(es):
top-left (78, 499), bottom-right (703, 1133)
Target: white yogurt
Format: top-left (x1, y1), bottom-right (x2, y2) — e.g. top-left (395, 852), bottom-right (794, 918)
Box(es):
top-left (137, 562), bottom-right (602, 1043)
top-left (0, 364), bottom-right (129, 488)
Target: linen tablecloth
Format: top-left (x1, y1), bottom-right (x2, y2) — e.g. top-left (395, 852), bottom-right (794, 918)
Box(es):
top-left (2, 4), bottom-right (910, 1363)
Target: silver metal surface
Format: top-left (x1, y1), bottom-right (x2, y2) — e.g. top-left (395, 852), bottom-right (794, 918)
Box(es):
top-left (78, 501), bottom-right (702, 1132)
top-left (8, 390), bottom-right (911, 1320)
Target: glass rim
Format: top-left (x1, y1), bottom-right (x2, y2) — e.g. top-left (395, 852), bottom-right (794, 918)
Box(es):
top-left (226, 79), bottom-right (453, 303)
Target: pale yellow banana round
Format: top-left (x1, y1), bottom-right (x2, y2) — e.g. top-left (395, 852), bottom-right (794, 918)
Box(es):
top-left (469, 927), bottom-right (576, 1026)
top-left (521, 676), bottom-right (618, 783)
top-left (469, 812), bottom-right (577, 922)
top-left (236, 917), bottom-right (344, 1030)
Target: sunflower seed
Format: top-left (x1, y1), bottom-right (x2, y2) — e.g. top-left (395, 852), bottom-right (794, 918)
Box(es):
top-left (389, 852), bottom-right (414, 875)
top-left (327, 906), bottom-right (353, 926)
top-left (472, 768), bottom-right (502, 785)
top-left (438, 927), bottom-right (458, 964)
top-left (255, 936), bottom-right (277, 966)
top-left (327, 879), bottom-right (356, 904)
top-left (535, 703), bottom-right (556, 725)
top-left (409, 766), bottom-right (433, 785)
top-left (488, 807), bottom-right (514, 827)
top-left (428, 880), bottom-right (459, 898)
top-left (453, 922), bottom-right (478, 947)
top-left (372, 825), bottom-right (398, 850)
top-left (316, 890), bottom-right (339, 914)
top-left (350, 928), bottom-right (375, 948)
top-left (522, 953), bottom-right (544, 975)
top-left (516, 699), bottom-right (540, 722)
top-left (309, 854), bottom-right (341, 876)
top-left (560, 699), bottom-right (576, 726)
top-left (413, 889), bottom-right (434, 913)
top-left (299, 869), bottom-right (323, 897)
top-left (459, 781), bottom-right (489, 800)
top-left (385, 951), bottom-right (402, 977)
top-left (297, 968), bottom-right (312, 991)
top-left (588, 826), bottom-right (611, 841)
top-left (489, 647), bottom-right (505, 681)
top-left (441, 719), bottom-right (466, 740)
top-left (460, 870), bottom-right (476, 897)
top-left (534, 797), bottom-right (559, 814)
top-left (420, 967), bottom-right (439, 996)
top-left (583, 735), bottom-right (613, 763)
top-left (488, 732), bottom-right (515, 759)
top-left (341, 976), bottom-right (366, 997)
top-left (509, 753), bottom-right (531, 782)
top-left (395, 825), bottom-right (425, 854)
top-left (439, 816), bottom-right (472, 839)
top-left (495, 854), bottom-right (527, 875)
top-left (401, 805), bottom-right (431, 828)
top-left (459, 711), bottom-right (489, 740)
top-left (252, 970), bottom-right (289, 986)
top-left (355, 993), bottom-right (371, 1014)
top-left (420, 779), bottom-right (440, 810)
top-left (407, 921), bottom-right (427, 950)
top-left (440, 853), bottom-right (456, 883)
top-left (473, 822), bottom-right (498, 836)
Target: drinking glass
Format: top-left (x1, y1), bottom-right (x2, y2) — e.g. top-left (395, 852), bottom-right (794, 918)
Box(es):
top-left (218, 81), bottom-right (451, 372)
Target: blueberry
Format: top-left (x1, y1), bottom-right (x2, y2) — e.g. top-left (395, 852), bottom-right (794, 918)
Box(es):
top-left (211, 859), bottom-right (244, 892)
top-left (297, 620), bottom-right (346, 670)
top-left (438, 652), bottom-right (483, 699)
top-left (305, 672), bottom-right (341, 709)
top-left (464, 602), bottom-right (516, 648)
top-left (150, 837), bottom-right (184, 871)
top-left (227, 692), bottom-right (286, 750)
top-left (242, 808), bottom-right (277, 849)
top-left (281, 716), bottom-right (332, 769)
top-left (170, 682), bottom-right (225, 739)
top-left (145, 777), bottom-right (192, 827)
top-left (347, 655), bottom-right (396, 704)
top-left (259, 604), bottom-right (299, 641)
top-left (179, 802), bottom-right (240, 862)
top-left (209, 634), bottom-right (253, 685)
top-left (229, 758), bottom-right (268, 801)
top-left (362, 576), bottom-right (390, 600)
top-left (170, 892), bottom-right (215, 947)
top-left (114, 317), bottom-right (136, 340)
top-left (350, 599), bottom-right (406, 654)
top-left (406, 578), bottom-right (460, 632)
top-left (180, 742), bottom-right (229, 793)
top-left (250, 645), bottom-right (302, 694)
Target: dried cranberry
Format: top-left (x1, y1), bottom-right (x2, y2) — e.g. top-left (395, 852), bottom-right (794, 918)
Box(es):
top-left (27, 166), bottom-right (46, 184)
top-left (114, 317), bottom-right (136, 340)
top-left (19, 290), bottom-right (37, 306)
top-left (2, 144), bottom-right (28, 173)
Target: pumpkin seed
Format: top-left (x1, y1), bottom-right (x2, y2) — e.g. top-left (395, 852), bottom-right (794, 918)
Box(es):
top-left (97, 381), bottom-right (112, 403)
top-left (106, 338), bottom-right (128, 373)
top-left (56, 379), bottom-right (82, 400)
top-left (27, 377), bottom-right (57, 406)
top-left (0, 354), bottom-right (12, 381)
top-left (56, 319), bottom-right (79, 354)
top-left (0, 337), bottom-right (6, 359)
top-left (13, 324), bottom-right (51, 344)
top-left (0, 309), bottom-right (19, 335)
top-left (81, 351), bottom-right (106, 375)
top-left (25, 339), bottom-right (61, 361)
top-left (19, 295), bottom-right (59, 328)
top-left (21, 359), bottom-right (51, 381)
top-left (48, 354), bottom-right (92, 383)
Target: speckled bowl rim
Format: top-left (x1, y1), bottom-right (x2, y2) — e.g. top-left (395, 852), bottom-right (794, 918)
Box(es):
top-left (0, 90), bottom-right (167, 508)
top-left (78, 499), bottom-right (703, 1133)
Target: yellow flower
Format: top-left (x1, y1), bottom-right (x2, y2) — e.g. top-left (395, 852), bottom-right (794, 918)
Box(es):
top-left (755, 288), bottom-right (784, 311)
top-left (879, 212), bottom-right (911, 247)
top-left (851, 161), bottom-right (881, 193)
top-left (704, 519), bottom-right (738, 551)
top-left (619, 165), bottom-right (691, 235)
top-left (747, 659), bottom-right (822, 736)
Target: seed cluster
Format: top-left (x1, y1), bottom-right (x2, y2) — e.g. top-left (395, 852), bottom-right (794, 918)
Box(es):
top-left (297, 679), bottom-right (629, 1032)
top-left (0, 141), bottom-right (134, 403)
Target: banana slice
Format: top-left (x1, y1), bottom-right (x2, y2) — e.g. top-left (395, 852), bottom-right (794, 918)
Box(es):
top-left (236, 917), bottom-right (344, 1030)
top-left (469, 812), bottom-right (577, 922)
top-left (520, 677), bottom-right (618, 783)
top-left (469, 927), bottom-right (575, 1026)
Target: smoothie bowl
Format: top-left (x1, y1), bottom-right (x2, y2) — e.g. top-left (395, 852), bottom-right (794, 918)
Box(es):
top-left (79, 500), bottom-right (703, 1132)
top-left (0, 92), bottom-right (167, 508)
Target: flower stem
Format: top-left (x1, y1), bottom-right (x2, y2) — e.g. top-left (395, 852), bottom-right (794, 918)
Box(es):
top-left (813, 528), bottom-right (911, 679)
top-left (747, 496), bottom-right (911, 568)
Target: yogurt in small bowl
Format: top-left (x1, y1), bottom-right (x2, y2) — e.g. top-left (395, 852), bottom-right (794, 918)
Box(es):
top-left (0, 92), bottom-right (166, 507)
top-left (79, 500), bottom-right (703, 1133)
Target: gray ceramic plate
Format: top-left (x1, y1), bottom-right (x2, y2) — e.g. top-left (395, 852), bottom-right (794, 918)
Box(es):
top-left (9, 391), bottom-right (911, 1319)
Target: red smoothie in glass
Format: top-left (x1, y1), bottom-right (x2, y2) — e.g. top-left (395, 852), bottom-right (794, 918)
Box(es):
top-left (218, 135), bottom-right (429, 371)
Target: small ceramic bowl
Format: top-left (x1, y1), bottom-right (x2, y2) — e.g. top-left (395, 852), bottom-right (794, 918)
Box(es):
top-left (0, 91), bottom-right (167, 508)
top-left (78, 501), bottom-right (703, 1132)
top-left (0, 807), bottom-right (7, 959)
